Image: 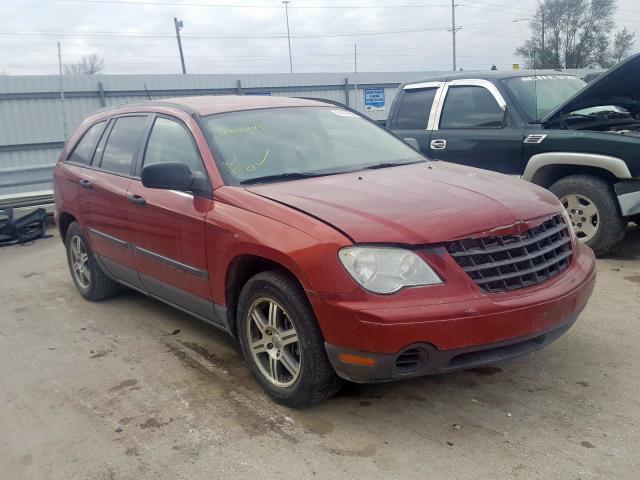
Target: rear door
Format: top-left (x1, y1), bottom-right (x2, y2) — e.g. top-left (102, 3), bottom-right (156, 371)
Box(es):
top-left (389, 82), bottom-right (443, 153)
top-left (127, 114), bottom-right (218, 323)
top-left (428, 80), bottom-right (525, 175)
top-left (83, 114), bottom-right (150, 288)
top-left (56, 120), bottom-right (109, 227)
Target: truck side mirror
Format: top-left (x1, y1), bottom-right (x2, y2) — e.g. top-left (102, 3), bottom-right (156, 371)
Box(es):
top-left (502, 107), bottom-right (510, 128)
top-left (403, 137), bottom-right (420, 150)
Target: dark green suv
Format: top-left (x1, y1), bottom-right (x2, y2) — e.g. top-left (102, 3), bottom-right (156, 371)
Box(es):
top-left (388, 54), bottom-right (640, 255)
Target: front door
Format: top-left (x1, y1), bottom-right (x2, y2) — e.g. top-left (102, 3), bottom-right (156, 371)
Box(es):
top-left (428, 82), bottom-right (524, 175)
top-left (127, 115), bottom-right (217, 323)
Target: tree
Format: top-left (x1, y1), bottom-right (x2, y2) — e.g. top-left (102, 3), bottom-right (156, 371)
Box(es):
top-left (515, 0), bottom-right (633, 69)
top-left (64, 54), bottom-right (105, 75)
top-left (610, 27), bottom-right (635, 63)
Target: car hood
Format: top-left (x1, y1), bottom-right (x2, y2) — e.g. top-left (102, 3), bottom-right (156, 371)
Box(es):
top-left (245, 162), bottom-right (563, 244)
top-left (542, 53), bottom-right (640, 125)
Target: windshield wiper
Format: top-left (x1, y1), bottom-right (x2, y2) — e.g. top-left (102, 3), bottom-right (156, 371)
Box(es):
top-left (363, 159), bottom-right (426, 170)
top-left (240, 171), bottom-right (327, 185)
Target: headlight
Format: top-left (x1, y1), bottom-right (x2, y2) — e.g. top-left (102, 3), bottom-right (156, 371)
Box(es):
top-left (338, 246), bottom-right (443, 294)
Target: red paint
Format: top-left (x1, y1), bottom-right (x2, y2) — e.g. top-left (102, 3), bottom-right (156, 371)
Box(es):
top-left (54, 96), bottom-right (596, 361)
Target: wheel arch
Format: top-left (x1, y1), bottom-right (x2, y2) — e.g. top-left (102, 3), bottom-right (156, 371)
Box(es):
top-left (523, 152), bottom-right (631, 188)
top-left (224, 253), bottom-right (308, 338)
top-left (57, 211), bottom-right (77, 244)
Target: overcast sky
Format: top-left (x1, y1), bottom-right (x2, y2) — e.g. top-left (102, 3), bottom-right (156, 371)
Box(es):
top-left (1, 0), bottom-right (639, 75)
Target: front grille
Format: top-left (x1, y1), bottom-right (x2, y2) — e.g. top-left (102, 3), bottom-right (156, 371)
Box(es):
top-left (446, 215), bottom-right (573, 293)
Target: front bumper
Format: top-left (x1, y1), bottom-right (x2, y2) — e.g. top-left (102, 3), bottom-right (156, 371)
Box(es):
top-left (309, 241), bottom-right (596, 382)
top-left (326, 312), bottom-right (579, 383)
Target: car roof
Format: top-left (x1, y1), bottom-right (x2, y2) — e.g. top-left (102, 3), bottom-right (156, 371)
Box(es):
top-left (402, 69), bottom-right (580, 86)
top-left (129, 95), bottom-right (328, 116)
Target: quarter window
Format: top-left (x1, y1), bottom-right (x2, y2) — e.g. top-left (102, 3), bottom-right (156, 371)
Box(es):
top-left (396, 88), bottom-right (437, 129)
top-left (440, 86), bottom-right (504, 129)
top-left (143, 117), bottom-right (206, 176)
top-left (67, 121), bottom-right (105, 165)
top-left (99, 116), bottom-right (148, 175)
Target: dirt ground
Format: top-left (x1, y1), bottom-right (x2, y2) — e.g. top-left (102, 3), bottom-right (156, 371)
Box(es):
top-left (1, 225), bottom-right (639, 480)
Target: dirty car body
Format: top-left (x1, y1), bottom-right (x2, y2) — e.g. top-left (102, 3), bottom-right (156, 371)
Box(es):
top-left (53, 95), bottom-right (596, 406)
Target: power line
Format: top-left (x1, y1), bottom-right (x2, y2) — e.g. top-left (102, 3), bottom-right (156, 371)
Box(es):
top-left (53, 0), bottom-right (452, 8)
top-left (0, 26), bottom-right (449, 39)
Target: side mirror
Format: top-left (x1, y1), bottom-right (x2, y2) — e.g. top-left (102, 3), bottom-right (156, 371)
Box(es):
top-left (403, 137), bottom-right (420, 150)
top-left (502, 107), bottom-right (510, 128)
top-left (142, 162), bottom-right (195, 192)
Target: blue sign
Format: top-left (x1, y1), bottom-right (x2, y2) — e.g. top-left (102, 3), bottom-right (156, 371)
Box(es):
top-left (364, 88), bottom-right (385, 111)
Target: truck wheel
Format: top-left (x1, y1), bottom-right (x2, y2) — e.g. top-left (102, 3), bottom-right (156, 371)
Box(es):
top-left (549, 175), bottom-right (627, 256)
top-left (237, 270), bottom-right (342, 407)
top-left (65, 222), bottom-right (120, 301)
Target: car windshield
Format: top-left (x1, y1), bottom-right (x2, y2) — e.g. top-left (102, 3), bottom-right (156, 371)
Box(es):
top-left (502, 75), bottom-right (586, 122)
top-left (202, 106), bottom-right (424, 185)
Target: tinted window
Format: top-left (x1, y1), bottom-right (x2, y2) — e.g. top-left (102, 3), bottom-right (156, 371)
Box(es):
top-left (99, 116), bottom-right (148, 175)
top-left (396, 88), bottom-right (437, 129)
top-left (143, 117), bottom-right (206, 175)
top-left (440, 86), bottom-right (503, 128)
top-left (67, 121), bottom-right (105, 164)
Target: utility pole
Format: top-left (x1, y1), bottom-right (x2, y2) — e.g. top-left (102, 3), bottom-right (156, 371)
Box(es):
top-left (541, 9), bottom-right (545, 67)
top-left (282, 1), bottom-right (293, 73)
top-left (354, 43), bottom-right (357, 73)
top-left (57, 41), bottom-right (68, 141)
top-left (174, 17), bottom-right (187, 74)
top-left (449, 0), bottom-right (461, 71)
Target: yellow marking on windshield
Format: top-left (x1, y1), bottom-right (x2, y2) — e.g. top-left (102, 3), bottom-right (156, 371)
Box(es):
top-left (214, 125), bottom-right (264, 137)
top-left (222, 148), bottom-right (271, 177)
top-left (256, 148), bottom-right (270, 166)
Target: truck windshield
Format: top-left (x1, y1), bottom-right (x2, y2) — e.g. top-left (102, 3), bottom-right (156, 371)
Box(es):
top-left (502, 75), bottom-right (586, 122)
top-left (202, 106), bottom-right (424, 185)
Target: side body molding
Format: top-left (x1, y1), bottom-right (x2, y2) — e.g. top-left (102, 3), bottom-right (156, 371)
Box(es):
top-left (522, 152), bottom-right (632, 183)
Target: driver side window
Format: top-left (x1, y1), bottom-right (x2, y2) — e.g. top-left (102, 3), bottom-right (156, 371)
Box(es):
top-left (143, 117), bottom-right (206, 176)
top-left (440, 86), bottom-right (504, 129)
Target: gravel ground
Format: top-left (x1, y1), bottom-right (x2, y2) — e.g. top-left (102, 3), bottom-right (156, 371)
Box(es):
top-left (1, 225), bottom-right (639, 480)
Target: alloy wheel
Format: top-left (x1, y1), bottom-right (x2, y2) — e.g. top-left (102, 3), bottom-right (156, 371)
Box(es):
top-left (560, 193), bottom-right (600, 242)
top-left (246, 298), bottom-right (301, 388)
top-left (70, 235), bottom-right (91, 289)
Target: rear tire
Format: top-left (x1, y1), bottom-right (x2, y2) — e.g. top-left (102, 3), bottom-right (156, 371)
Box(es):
top-left (549, 175), bottom-right (627, 256)
top-left (65, 222), bottom-right (120, 301)
top-left (237, 270), bottom-right (342, 408)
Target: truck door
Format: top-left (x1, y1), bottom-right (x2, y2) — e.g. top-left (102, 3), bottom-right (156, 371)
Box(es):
top-left (428, 80), bottom-right (524, 175)
top-left (389, 82), bottom-right (443, 154)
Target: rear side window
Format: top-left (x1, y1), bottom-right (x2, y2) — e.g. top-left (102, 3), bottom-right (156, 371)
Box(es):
top-left (440, 86), bottom-right (503, 128)
top-left (67, 121), bottom-right (105, 164)
top-left (99, 116), bottom-right (148, 175)
top-left (395, 88), bottom-right (437, 129)
top-left (143, 117), bottom-right (206, 176)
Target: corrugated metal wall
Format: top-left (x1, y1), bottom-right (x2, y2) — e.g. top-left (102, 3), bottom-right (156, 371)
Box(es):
top-left (0, 69), bottom-right (595, 200)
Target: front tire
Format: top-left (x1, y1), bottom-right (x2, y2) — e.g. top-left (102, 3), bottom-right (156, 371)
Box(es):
top-left (237, 270), bottom-right (342, 407)
top-left (65, 222), bottom-right (120, 301)
top-left (549, 175), bottom-right (627, 256)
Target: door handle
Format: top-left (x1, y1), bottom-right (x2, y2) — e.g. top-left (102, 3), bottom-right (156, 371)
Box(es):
top-left (127, 194), bottom-right (147, 206)
top-left (79, 178), bottom-right (93, 190)
top-left (430, 139), bottom-right (447, 150)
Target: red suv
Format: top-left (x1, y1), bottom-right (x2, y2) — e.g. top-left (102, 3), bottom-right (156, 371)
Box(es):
top-left (53, 96), bottom-right (596, 407)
